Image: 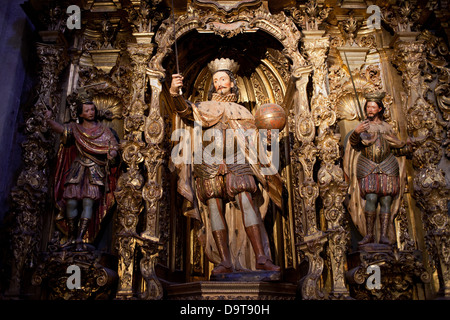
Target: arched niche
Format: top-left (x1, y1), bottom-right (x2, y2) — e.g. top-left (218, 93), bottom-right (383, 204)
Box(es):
top-left (149, 5), bottom-right (305, 79)
top-left (162, 30), bottom-right (290, 111)
top-left (148, 4), bottom-right (305, 280)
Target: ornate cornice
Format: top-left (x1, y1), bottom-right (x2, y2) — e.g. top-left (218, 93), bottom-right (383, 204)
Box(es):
top-left (192, 0), bottom-right (263, 13)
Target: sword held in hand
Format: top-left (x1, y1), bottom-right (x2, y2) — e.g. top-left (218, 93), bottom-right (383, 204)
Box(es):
top-left (343, 51), bottom-right (365, 120)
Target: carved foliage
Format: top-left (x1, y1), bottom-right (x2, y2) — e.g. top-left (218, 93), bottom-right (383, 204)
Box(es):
top-left (307, 34), bottom-right (349, 299)
top-left (32, 248), bottom-right (118, 300)
top-left (8, 43), bottom-right (68, 295)
top-left (348, 249), bottom-right (430, 300)
top-left (286, 0), bottom-right (332, 31)
top-left (150, 1), bottom-right (306, 74)
top-left (382, 1), bottom-right (422, 33)
top-left (115, 43), bottom-right (154, 297)
top-left (393, 34), bottom-right (450, 297)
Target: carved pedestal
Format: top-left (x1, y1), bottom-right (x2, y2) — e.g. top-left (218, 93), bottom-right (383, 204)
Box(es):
top-left (167, 281), bottom-right (297, 300)
top-left (32, 246), bottom-right (118, 300)
top-left (297, 233), bottom-right (328, 300)
top-left (210, 271), bottom-right (280, 282)
top-left (346, 248), bottom-right (430, 300)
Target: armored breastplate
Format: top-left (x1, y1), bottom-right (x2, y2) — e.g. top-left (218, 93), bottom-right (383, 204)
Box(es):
top-left (360, 132), bottom-right (392, 164)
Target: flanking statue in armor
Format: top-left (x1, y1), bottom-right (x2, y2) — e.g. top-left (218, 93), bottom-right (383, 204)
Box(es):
top-left (345, 92), bottom-right (413, 248)
top-left (45, 95), bottom-right (120, 251)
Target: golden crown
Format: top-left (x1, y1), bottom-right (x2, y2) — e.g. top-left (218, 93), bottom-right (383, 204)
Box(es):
top-left (364, 91), bottom-right (386, 103)
top-left (207, 58), bottom-right (240, 75)
top-left (77, 87), bottom-right (93, 104)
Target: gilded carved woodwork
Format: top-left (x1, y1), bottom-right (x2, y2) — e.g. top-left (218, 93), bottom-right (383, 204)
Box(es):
top-left (5, 0), bottom-right (449, 300)
top-left (303, 27), bottom-right (350, 299)
top-left (150, 0), bottom-right (306, 75)
top-left (286, 0), bottom-right (331, 32)
top-left (32, 239), bottom-right (118, 300)
top-left (115, 41), bottom-right (166, 299)
top-left (339, 13), bottom-right (362, 46)
top-left (7, 41), bottom-right (69, 296)
top-left (393, 31), bottom-right (450, 297)
top-left (126, 0), bottom-right (168, 34)
top-left (139, 74), bottom-right (166, 299)
top-left (286, 5), bottom-right (330, 297)
top-left (347, 249), bottom-right (430, 299)
top-left (382, 0), bottom-right (422, 33)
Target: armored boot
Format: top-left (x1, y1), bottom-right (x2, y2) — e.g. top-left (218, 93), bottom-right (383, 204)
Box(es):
top-left (379, 212), bottom-right (391, 245)
top-left (211, 229), bottom-right (233, 275)
top-left (76, 218), bottom-right (90, 244)
top-left (245, 225), bottom-right (280, 272)
top-left (358, 211), bottom-right (376, 246)
top-left (64, 218), bottom-right (77, 246)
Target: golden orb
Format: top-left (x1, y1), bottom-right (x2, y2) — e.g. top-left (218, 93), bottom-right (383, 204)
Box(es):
top-left (254, 103), bottom-right (286, 131)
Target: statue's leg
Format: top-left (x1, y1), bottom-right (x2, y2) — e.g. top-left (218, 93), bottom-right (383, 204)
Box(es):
top-left (207, 197), bottom-right (233, 274)
top-left (76, 198), bottom-right (94, 244)
top-left (208, 197), bottom-right (226, 231)
top-left (66, 199), bottom-right (78, 219)
top-left (358, 193), bottom-right (378, 245)
top-left (65, 199), bottom-right (79, 244)
top-left (379, 195), bottom-right (393, 245)
top-left (235, 191), bottom-right (280, 272)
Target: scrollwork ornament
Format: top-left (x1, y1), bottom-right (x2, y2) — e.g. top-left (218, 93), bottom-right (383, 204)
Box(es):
top-left (298, 237), bottom-right (327, 299)
top-left (286, 0), bottom-right (332, 31)
top-left (382, 1), bottom-right (422, 33)
top-left (303, 29), bottom-right (350, 299)
top-left (139, 242), bottom-right (164, 300)
top-left (31, 249), bottom-right (118, 300)
top-left (394, 36), bottom-right (450, 298)
top-left (7, 41), bottom-right (68, 296)
top-left (295, 113), bottom-right (315, 143)
top-left (348, 249), bottom-right (431, 300)
top-left (114, 42), bottom-right (156, 298)
top-left (150, 2), bottom-right (306, 75)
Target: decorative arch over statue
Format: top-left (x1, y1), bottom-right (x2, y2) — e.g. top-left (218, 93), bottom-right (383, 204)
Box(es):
top-left (144, 0), bottom-right (309, 282)
top-left (149, 0), bottom-right (307, 78)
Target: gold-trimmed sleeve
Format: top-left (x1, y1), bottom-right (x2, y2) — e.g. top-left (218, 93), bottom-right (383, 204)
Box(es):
top-left (171, 94), bottom-right (194, 121)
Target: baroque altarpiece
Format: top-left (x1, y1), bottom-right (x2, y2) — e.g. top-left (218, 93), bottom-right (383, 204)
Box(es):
top-left (1, 0), bottom-right (449, 300)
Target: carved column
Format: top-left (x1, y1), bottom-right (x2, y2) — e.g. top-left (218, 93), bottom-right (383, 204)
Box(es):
top-left (142, 75), bottom-right (165, 241)
top-left (115, 42), bottom-right (154, 299)
top-left (290, 62), bottom-right (327, 300)
top-left (114, 0), bottom-right (169, 298)
top-left (393, 34), bottom-right (450, 298)
top-left (138, 72), bottom-right (165, 300)
top-left (286, 1), bottom-right (344, 300)
top-left (304, 30), bottom-right (350, 299)
top-left (7, 41), bottom-right (68, 296)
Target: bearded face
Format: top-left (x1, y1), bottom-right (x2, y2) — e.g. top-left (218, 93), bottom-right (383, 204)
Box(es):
top-left (213, 71), bottom-right (234, 96)
top-left (366, 101), bottom-right (382, 121)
